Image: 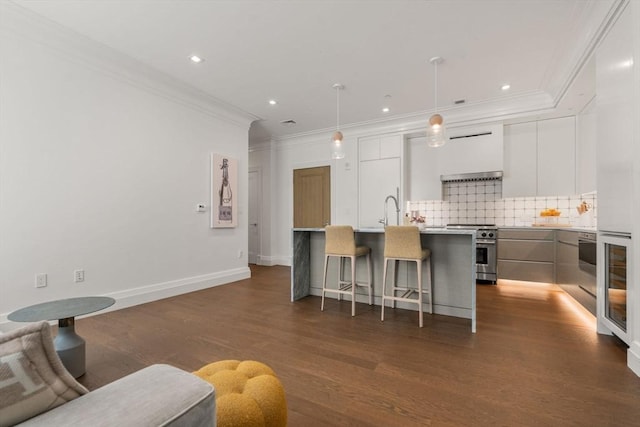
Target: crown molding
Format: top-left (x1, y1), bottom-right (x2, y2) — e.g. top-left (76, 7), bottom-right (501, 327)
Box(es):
top-left (543, 0), bottom-right (626, 106)
top-left (1, 2), bottom-right (258, 130)
top-left (271, 89), bottom-right (555, 148)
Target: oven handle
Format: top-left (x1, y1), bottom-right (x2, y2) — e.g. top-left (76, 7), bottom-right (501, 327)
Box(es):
top-left (477, 240), bottom-right (496, 245)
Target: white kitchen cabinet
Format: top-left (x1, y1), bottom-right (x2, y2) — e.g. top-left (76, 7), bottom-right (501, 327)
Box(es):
top-left (503, 122), bottom-right (537, 197)
top-left (407, 136), bottom-right (440, 200)
top-left (503, 117), bottom-right (576, 197)
top-left (405, 123), bottom-right (503, 201)
top-left (358, 134), bottom-right (403, 228)
top-left (537, 116), bottom-right (576, 196)
top-left (576, 98), bottom-right (597, 194)
top-left (596, 5), bottom-right (634, 233)
top-left (359, 134), bottom-right (401, 161)
top-left (359, 158), bottom-right (401, 228)
top-left (438, 123), bottom-right (504, 176)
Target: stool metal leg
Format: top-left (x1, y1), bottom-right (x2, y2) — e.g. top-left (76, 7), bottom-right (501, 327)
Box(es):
top-left (321, 254), bottom-right (330, 311)
top-left (338, 256), bottom-right (345, 301)
top-left (350, 255), bottom-right (356, 316)
top-left (366, 252), bottom-right (372, 305)
top-left (416, 259), bottom-right (423, 328)
top-left (426, 257), bottom-right (433, 314)
top-left (381, 257), bottom-right (388, 322)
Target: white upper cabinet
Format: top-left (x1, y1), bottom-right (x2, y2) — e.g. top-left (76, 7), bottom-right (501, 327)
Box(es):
top-left (595, 4), bottom-right (635, 233)
top-left (405, 122), bottom-right (503, 201)
top-left (359, 134), bottom-right (402, 161)
top-left (407, 136), bottom-right (441, 200)
top-left (503, 122), bottom-right (537, 197)
top-left (438, 123), bottom-right (504, 176)
top-left (359, 158), bottom-right (401, 228)
top-left (503, 117), bottom-right (576, 197)
top-left (537, 116), bottom-right (576, 196)
top-left (358, 134), bottom-right (403, 228)
top-left (576, 98), bottom-right (597, 194)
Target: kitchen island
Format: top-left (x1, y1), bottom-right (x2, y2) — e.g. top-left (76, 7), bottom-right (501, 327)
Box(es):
top-left (292, 227), bottom-right (478, 332)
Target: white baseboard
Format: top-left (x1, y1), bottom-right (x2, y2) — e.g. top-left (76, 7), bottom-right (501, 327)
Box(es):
top-left (256, 256), bottom-right (276, 266)
top-left (628, 341), bottom-right (640, 377)
top-left (276, 256), bottom-right (292, 266)
top-left (100, 267), bottom-right (251, 315)
top-left (0, 267), bottom-right (250, 332)
top-left (259, 255), bottom-right (291, 267)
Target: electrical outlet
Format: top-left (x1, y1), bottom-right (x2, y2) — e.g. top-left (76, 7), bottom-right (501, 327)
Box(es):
top-left (74, 269), bottom-right (85, 283)
top-left (35, 273), bottom-right (47, 288)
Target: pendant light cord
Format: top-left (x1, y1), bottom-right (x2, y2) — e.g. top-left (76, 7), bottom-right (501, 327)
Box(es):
top-left (434, 60), bottom-right (438, 114)
top-left (336, 86), bottom-right (340, 132)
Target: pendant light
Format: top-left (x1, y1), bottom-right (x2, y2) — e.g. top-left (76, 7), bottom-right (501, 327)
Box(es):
top-left (427, 57), bottom-right (446, 148)
top-left (331, 83), bottom-right (345, 159)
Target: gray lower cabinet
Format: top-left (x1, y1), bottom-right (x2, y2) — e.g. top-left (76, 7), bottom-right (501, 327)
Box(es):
top-left (556, 230), bottom-right (579, 285)
top-left (498, 228), bottom-right (555, 283)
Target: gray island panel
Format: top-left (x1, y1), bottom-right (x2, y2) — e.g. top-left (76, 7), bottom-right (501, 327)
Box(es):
top-left (291, 227), bottom-right (477, 332)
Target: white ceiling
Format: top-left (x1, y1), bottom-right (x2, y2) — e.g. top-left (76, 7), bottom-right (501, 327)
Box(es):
top-left (12, 0), bottom-right (615, 143)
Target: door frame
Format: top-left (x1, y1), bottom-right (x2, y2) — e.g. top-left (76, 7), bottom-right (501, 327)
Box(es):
top-left (292, 160), bottom-right (335, 226)
top-left (248, 166), bottom-right (262, 265)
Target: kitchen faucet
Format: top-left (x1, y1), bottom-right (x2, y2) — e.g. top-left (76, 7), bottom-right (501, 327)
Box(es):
top-left (379, 188), bottom-right (400, 226)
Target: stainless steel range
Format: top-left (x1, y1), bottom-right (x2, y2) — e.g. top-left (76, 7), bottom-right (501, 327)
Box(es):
top-left (447, 224), bottom-right (497, 283)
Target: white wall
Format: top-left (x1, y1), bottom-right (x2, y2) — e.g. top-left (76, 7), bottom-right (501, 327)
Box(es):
top-left (274, 134), bottom-right (358, 265)
top-left (251, 117), bottom-right (440, 265)
top-left (248, 141), bottom-right (275, 265)
top-left (0, 4), bottom-right (253, 326)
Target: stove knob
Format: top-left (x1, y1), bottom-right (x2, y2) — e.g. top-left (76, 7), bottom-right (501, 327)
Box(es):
top-left (481, 232), bottom-right (487, 237)
top-left (488, 232), bottom-right (494, 238)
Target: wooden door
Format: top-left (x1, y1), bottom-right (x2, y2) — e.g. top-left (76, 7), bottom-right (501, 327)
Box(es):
top-left (293, 166), bottom-right (330, 228)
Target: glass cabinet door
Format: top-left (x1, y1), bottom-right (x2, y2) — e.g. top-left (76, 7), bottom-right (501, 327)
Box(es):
top-left (605, 243), bottom-right (627, 332)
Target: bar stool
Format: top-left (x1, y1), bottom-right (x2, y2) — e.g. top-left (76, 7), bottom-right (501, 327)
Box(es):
top-left (321, 225), bottom-right (373, 316)
top-left (381, 225), bottom-right (432, 327)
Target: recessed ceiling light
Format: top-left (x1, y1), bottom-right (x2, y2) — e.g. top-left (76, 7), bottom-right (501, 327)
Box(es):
top-left (189, 55), bottom-right (204, 63)
top-left (382, 107), bottom-right (390, 113)
top-left (269, 99), bottom-right (277, 105)
top-left (501, 84), bottom-right (511, 91)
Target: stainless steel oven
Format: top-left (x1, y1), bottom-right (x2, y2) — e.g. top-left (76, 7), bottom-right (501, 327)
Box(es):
top-left (477, 233), bottom-right (497, 282)
top-left (447, 224), bottom-right (497, 283)
top-left (578, 231), bottom-right (597, 296)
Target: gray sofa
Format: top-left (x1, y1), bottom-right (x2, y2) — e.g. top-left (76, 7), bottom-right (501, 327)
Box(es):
top-left (17, 364), bottom-right (216, 427)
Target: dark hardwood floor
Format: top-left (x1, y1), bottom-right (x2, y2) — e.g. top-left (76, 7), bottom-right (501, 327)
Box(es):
top-left (74, 265), bottom-right (640, 426)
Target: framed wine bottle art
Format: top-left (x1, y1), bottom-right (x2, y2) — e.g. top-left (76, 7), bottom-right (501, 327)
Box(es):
top-left (211, 153), bottom-right (238, 228)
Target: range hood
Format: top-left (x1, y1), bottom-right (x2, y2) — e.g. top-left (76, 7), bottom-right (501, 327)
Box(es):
top-left (440, 171), bottom-right (503, 183)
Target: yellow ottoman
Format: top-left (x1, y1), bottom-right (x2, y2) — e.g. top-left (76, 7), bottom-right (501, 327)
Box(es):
top-left (193, 360), bottom-right (287, 427)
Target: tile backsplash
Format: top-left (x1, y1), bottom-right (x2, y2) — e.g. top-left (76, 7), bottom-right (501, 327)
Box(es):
top-left (407, 180), bottom-right (597, 228)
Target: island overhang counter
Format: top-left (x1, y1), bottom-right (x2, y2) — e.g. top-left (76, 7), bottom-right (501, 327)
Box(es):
top-left (291, 227), bottom-right (477, 332)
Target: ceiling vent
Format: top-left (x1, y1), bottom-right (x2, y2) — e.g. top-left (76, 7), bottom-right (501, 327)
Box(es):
top-left (280, 119), bottom-right (297, 127)
top-left (449, 131), bottom-right (492, 140)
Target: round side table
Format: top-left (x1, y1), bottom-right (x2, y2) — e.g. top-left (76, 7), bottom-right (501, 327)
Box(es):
top-left (8, 296), bottom-right (115, 378)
